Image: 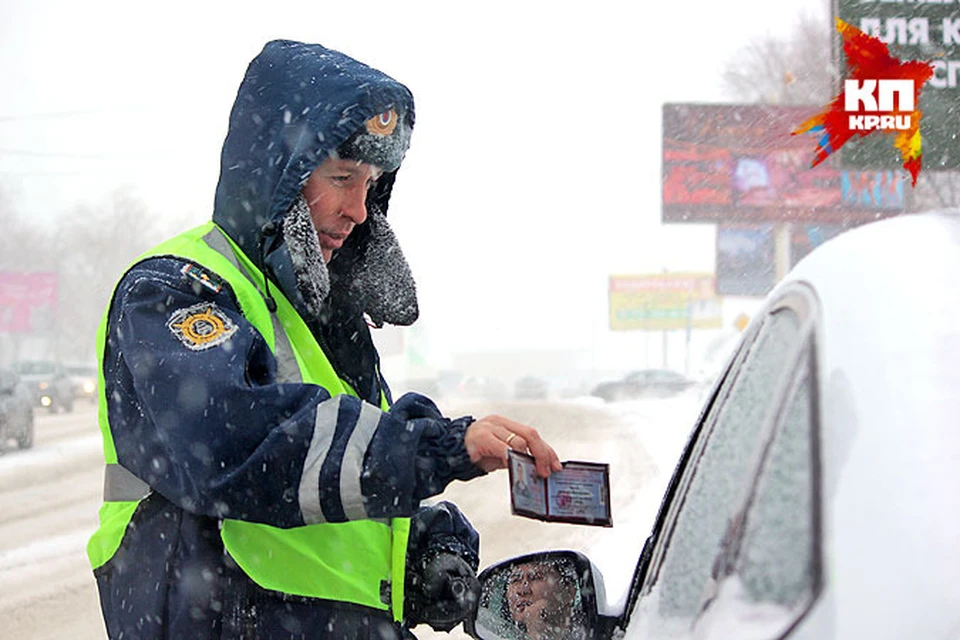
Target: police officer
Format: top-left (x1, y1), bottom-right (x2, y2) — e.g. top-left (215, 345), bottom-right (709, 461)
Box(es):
top-left (87, 40), bottom-right (562, 639)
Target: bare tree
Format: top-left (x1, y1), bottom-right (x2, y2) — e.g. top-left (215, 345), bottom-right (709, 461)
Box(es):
top-left (51, 188), bottom-right (174, 363)
top-left (721, 12), bottom-right (837, 106)
top-left (0, 186), bottom-right (55, 364)
top-left (0, 182), bottom-right (197, 364)
top-left (0, 189), bottom-right (54, 272)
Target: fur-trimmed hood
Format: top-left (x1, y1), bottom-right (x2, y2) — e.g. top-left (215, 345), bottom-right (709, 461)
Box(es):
top-left (212, 40), bottom-right (418, 326)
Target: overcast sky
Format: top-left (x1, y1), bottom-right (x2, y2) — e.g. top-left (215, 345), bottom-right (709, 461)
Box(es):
top-left (0, 0), bottom-right (826, 364)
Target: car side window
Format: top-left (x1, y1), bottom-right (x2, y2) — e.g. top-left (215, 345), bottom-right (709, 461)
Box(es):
top-left (719, 356), bottom-right (819, 621)
top-left (629, 303), bottom-right (805, 636)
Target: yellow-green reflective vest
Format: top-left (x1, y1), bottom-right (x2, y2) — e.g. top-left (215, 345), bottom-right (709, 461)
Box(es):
top-left (86, 222), bottom-right (410, 621)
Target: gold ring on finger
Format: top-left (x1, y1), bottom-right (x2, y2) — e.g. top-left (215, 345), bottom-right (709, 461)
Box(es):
top-left (505, 433), bottom-right (518, 446)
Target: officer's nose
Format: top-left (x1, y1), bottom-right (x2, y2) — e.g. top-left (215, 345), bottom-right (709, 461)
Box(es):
top-left (341, 187), bottom-right (368, 225)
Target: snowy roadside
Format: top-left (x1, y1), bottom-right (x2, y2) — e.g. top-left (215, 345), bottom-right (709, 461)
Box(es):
top-left (0, 431), bottom-right (101, 493)
top-left (0, 407), bottom-right (106, 640)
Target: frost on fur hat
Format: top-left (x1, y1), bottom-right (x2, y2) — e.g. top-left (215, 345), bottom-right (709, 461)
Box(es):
top-left (336, 108), bottom-right (411, 172)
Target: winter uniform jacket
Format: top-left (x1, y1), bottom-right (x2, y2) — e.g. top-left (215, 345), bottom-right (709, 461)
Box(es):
top-left (89, 40), bottom-right (482, 639)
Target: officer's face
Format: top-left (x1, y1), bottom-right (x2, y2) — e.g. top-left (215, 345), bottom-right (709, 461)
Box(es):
top-left (302, 157), bottom-right (383, 262)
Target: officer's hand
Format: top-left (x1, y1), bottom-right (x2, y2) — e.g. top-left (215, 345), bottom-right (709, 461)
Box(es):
top-left (464, 415), bottom-right (563, 478)
top-left (406, 552), bottom-right (481, 632)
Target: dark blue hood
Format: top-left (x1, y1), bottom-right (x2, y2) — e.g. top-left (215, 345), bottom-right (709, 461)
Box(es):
top-left (212, 40), bottom-right (415, 273)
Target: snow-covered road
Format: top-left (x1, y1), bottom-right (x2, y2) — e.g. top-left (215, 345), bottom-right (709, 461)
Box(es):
top-left (0, 395), bottom-right (700, 639)
top-left (0, 404), bottom-right (107, 639)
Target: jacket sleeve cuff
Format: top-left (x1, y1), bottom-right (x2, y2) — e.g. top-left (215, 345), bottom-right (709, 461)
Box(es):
top-left (413, 416), bottom-right (485, 501)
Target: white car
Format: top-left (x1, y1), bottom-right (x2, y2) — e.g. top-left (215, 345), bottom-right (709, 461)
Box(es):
top-left (65, 362), bottom-right (98, 403)
top-left (465, 211), bottom-right (960, 640)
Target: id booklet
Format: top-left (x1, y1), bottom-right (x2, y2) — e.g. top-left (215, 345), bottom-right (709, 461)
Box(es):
top-left (507, 450), bottom-right (612, 527)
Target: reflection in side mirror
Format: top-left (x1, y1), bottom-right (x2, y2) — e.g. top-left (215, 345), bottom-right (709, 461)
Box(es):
top-left (465, 551), bottom-right (602, 640)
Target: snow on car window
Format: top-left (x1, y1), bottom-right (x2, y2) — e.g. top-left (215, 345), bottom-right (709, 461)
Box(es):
top-left (736, 366), bottom-right (815, 608)
top-left (647, 306), bottom-right (802, 629)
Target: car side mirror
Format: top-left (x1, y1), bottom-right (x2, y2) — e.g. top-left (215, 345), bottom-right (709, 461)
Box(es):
top-left (464, 550), bottom-right (605, 639)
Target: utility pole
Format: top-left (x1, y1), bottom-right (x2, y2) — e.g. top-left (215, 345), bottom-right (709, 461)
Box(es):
top-left (774, 223), bottom-right (793, 281)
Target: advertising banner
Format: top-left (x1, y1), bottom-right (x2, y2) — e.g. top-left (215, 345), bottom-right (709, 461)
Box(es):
top-left (790, 223), bottom-right (849, 268)
top-left (716, 226), bottom-right (777, 297)
top-left (662, 103), bottom-right (906, 224)
top-left (0, 272), bottom-right (58, 333)
top-left (716, 223), bottom-right (852, 297)
top-left (608, 273), bottom-right (721, 331)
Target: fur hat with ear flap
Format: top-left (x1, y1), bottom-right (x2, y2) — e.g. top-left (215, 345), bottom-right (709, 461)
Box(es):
top-left (341, 203), bottom-right (419, 328)
top-left (282, 193), bottom-right (418, 328)
top-left (279, 107), bottom-right (418, 327)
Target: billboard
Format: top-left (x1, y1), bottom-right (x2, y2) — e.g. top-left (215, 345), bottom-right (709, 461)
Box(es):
top-left (716, 223), bottom-right (852, 297)
top-left (790, 223), bottom-right (849, 267)
top-left (608, 273), bottom-right (722, 331)
top-left (835, 1), bottom-right (960, 170)
top-left (662, 103), bottom-right (907, 224)
top-left (716, 226), bottom-right (777, 297)
top-left (0, 272), bottom-right (58, 333)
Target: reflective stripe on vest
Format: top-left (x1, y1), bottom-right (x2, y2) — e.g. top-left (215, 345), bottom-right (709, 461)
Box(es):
top-left (86, 222), bottom-right (409, 621)
top-left (200, 228), bottom-right (302, 385)
top-left (103, 463), bottom-right (151, 501)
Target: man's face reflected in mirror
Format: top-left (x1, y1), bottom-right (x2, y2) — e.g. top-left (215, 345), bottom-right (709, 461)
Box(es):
top-left (503, 561), bottom-right (580, 639)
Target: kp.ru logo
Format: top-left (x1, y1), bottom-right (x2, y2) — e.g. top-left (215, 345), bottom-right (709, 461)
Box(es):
top-left (793, 19), bottom-right (934, 185)
top-left (844, 79), bottom-right (915, 131)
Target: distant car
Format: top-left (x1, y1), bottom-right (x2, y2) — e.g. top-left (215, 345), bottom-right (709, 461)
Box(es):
top-left (396, 377), bottom-right (444, 399)
top-left (590, 369), bottom-right (695, 402)
top-left (0, 368), bottom-right (35, 449)
top-left (65, 363), bottom-right (98, 403)
top-left (466, 212), bottom-right (960, 640)
top-left (513, 376), bottom-right (549, 400)
top-left (455, 376), bottom-right (508, 401)
top-left (13, 360), bottom-right (75, 413)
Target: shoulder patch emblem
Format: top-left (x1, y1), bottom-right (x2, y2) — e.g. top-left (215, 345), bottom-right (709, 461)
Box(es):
top-left (167, 302), bottom-right (238, 351)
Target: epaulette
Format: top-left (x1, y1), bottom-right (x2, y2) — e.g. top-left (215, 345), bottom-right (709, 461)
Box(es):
top-left (180, 263), bottom-right (224, 294)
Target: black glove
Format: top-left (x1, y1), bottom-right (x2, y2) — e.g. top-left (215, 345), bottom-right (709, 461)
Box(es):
top-left (406, 551), bottom-right (481, 632)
